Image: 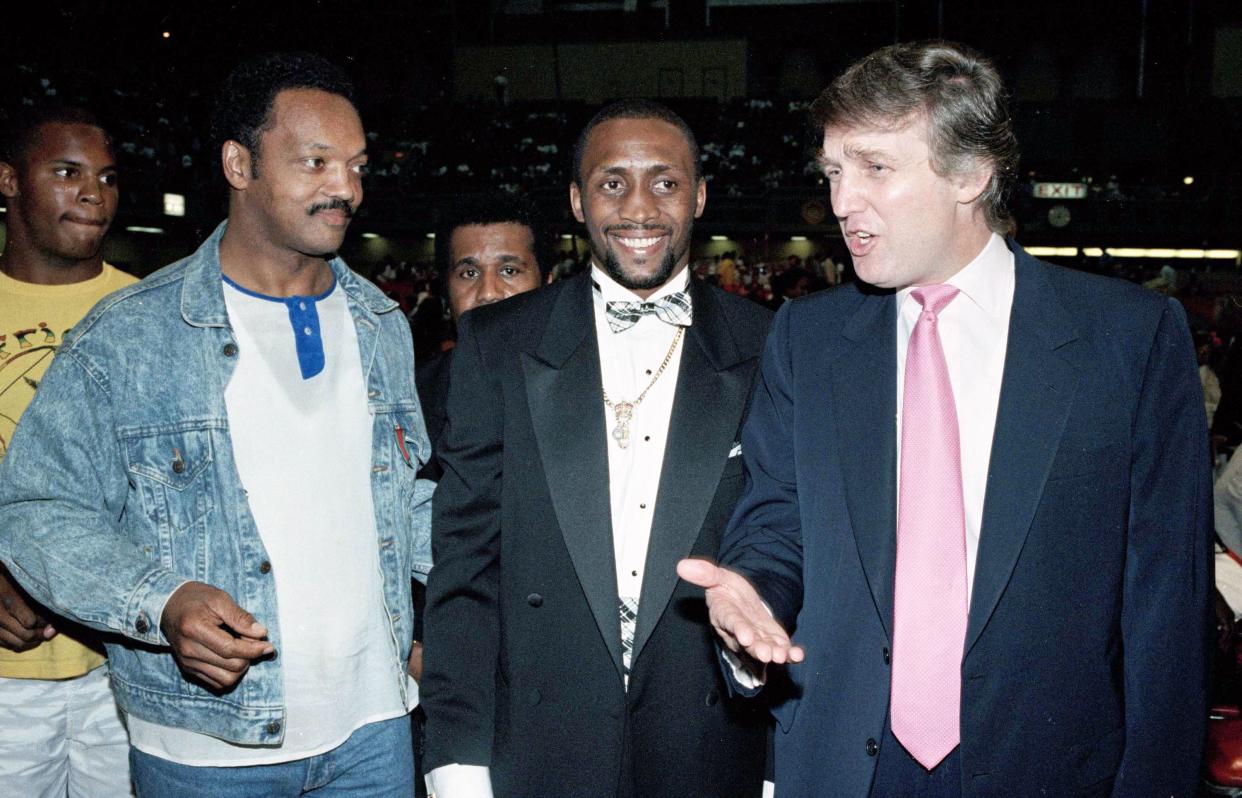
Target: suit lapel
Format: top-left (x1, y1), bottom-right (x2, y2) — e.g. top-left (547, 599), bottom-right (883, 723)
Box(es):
top-left (632, 280), bottom-right (752, 665)
top-left (831, 291), bottom-right (899, 640)
top-left (965, 251), bottom-right (1079, 656)
top-left (521, 275), bottom-right (624, 675)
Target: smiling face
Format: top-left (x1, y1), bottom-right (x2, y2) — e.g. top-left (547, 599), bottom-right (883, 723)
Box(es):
top-left (569, 117), bottom-right (705, 297)
top-left (228, 88), bottom-right (368, 258)
top-left (0, 122), bottom-right (117, 267)
top-left (446, 221), bottom-right (542, 321)
top-left (822, 115), bottom-right (991, 289)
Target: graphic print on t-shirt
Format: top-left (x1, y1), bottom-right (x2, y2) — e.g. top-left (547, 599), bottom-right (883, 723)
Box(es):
top-left (0, 322), bottom-right (73, 461)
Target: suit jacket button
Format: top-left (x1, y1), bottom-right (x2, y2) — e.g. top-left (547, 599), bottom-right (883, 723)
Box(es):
top-left (883, 646), bottom-right (891, 665)
top-left (705, 689), bottom-right (720, 707)
top-left (527, 593), bottom-right (543, 607)
top-left (866, 738), bottom-right (878, 756)
top-left (528, 689), bottom-right (541, 706)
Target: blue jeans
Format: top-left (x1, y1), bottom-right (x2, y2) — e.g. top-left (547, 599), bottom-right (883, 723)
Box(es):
top-left (129, 714), bottom-right (413, 797)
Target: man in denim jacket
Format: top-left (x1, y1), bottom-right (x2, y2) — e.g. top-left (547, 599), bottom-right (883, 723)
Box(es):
top-left (0, 53), bottom-right (433, 797)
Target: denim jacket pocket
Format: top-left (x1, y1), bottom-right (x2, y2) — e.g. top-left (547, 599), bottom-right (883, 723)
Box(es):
top-left (124, 425), bottom-right (216, 582)
top-left (371, 403), bottom-right (432, 580)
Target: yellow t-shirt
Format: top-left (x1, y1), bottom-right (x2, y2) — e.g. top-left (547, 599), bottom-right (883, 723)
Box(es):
top-left (0, 262), bottom-right (138, 679)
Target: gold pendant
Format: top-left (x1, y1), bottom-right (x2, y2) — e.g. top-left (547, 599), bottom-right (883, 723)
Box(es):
top-left (611, 401), bottom-right (634, 449)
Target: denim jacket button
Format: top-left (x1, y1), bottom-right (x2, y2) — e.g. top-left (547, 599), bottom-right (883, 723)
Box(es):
top-left (259, 560), bottom-right (271, 574)
top-left (222, 343), bottom-right (238, 357)
top-left (171, 459), bottom-right (185, 474)
top-left (135, 616), bottom-right (149, 634)
top-left (265, 721), bottom-right (281, 735)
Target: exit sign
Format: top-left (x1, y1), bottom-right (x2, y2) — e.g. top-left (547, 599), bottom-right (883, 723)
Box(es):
top-left (1033, 182), bottom-right (1088, 200)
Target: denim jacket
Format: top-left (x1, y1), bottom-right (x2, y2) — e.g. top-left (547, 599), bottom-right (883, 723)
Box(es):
top-left (0, 222), bottom-right (434, 745)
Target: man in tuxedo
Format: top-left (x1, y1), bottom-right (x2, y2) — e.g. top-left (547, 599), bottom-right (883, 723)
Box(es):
top-left (680, 41), bottom-right (1211, 797)
top-left (422, 100), bottom-right (771, 798)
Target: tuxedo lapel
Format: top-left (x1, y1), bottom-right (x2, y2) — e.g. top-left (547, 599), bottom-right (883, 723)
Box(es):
top-left (521, 275), bottom-right (624, 675)
top-left (965, 251), bottom-right (1079, 656)
top-left (632, 280), bottom-right (753, 665)
top-left (831, 291), bottom-right (899, 640)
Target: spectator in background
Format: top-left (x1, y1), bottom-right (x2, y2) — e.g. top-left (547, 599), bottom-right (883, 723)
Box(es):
top-left (1213, 295), bottom-right (1242, 450)
top-left (1199, 330), bottom-right (1224, 430)
top-left (717, 249), bottom-right (738, 291)
top-left (418, 191), bottom-right (552, 481)
top-left (0, 104), bottom-right (137, 798)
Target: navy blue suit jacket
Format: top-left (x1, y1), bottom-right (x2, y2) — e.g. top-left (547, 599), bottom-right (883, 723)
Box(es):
top-left (720, 245), bottom-right (1212, 797)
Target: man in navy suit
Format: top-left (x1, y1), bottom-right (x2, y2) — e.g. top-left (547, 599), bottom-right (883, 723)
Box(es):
top-left (679, 41), bottom-right (1211, 797)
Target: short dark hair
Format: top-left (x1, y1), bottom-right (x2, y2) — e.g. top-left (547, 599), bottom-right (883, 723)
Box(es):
top-left (810, 40), bottom-right (1019, 234)
top-left (435, 192), bottom-right (553, 280)
top-left (572, 99), bottom-right (701, 186)
top-left (210, 52), bottom-right (355, 175)
top-left (0, 104), bottom-right (111, 167)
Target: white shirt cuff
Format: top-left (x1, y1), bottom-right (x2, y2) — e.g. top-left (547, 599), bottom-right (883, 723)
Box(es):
top-left (763, 780), bottom-right (775, 798)
top-left (722, 646), bottom-right (767, 690)
top-left (426, 764), bottom-right (494, 798)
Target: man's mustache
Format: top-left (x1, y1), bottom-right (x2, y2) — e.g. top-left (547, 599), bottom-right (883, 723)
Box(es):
top-left (308, 199), bottom-right (354, 217)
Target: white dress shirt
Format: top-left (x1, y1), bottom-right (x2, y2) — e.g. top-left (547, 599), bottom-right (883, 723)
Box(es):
top-left (593, 264), bottom-right (688, 677)
top-left (895, 233), bottom-right (1015, 602)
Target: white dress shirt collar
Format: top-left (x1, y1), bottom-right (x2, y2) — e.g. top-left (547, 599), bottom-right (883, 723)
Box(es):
top-left (897, 233), bottom-right (1011, 318)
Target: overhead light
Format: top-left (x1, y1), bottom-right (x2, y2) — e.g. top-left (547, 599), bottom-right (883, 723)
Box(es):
top-left (1082, 247), bottom-right (1104, 257)
top-left (790, 236), bottom-right (808, 242)
top-left (126, 226), bottom-right (164, 234)
top-left (361, 232), bottom-right (380, 239)
top-left (0, 206), bottom-right (6, 213)
top-left (426, 233), bottom-right (435, 239)
top-left (1025, 247), bottom-right (1079, 257)
top-left (710, 235), bottom-right (729, 242)
top-left (561, 234), bottom-right (574, 240)
top-left (1184, 176), bottom-right (1195, 186)
top-left (162, 31), bottom-right (171, 39)
top-left (163, 193), bottom-right (185, 217)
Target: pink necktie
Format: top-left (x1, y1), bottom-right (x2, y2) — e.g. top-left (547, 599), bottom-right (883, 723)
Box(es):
top-left (890, 284), bottom-right (968, 770)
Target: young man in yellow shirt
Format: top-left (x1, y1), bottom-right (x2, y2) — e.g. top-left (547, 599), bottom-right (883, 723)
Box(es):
top-left (0, 105), bottom-right (136, 797)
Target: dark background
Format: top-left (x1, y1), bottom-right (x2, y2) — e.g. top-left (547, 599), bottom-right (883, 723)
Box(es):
top-left (2, 0), bottom-right (1239, 276)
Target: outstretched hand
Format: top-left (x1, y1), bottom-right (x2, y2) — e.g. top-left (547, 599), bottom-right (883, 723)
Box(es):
top-left (676, 558), bottom-right (804, 665)
top-left (160, 581), bottom-right (274, 691)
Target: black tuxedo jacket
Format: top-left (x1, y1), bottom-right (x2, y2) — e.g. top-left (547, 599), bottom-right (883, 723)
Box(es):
top-left (415, 347), bottom-right (452, 483)
top-left (721, 246), bottom-right (1212, 797)
top-left (422, 272), bottom-right (772, 797)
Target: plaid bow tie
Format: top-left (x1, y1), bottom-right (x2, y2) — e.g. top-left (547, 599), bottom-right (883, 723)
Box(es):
top-left (604, 291), bottom-right (693, 333)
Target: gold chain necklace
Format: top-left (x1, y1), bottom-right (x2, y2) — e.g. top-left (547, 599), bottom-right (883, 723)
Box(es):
top-left (602, 326), bottom-right (685, 449)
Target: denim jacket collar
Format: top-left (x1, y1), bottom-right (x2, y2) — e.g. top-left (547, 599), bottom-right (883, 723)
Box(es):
top-left (180, 221), bottom-right (399, 329)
